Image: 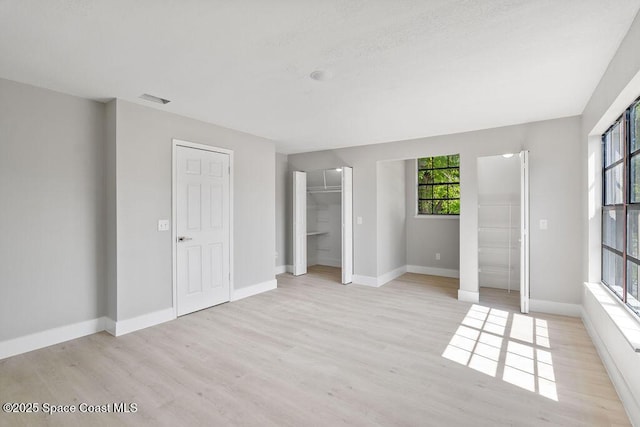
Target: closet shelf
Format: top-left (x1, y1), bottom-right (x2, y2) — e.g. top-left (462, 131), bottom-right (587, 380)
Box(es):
top-left (307, 231), bottom-right (328, 236)
top-left (479, 245), bottom-right (518, 252)
top-left (308, 189), bottom-right (342, 194)
top-left (478, 203), bottom-right (521, 207)
top-left (479, 265), bottom-right (515, 274)
top-left (478, 226), bottom-right (519, 230)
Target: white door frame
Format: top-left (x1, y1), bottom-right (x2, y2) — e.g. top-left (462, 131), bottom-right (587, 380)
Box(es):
top-left (520, 150), bottom-right (530, 314)
top-left (341, 166), bottom-right (353, 284)
top-left (292, 171), bottom-right (307, 276)
top-left (172, 139), bottom-right (234, 318)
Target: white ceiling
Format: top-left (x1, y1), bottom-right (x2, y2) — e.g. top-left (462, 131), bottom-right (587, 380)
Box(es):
top-left (1, 1), bottom-right (638, 153)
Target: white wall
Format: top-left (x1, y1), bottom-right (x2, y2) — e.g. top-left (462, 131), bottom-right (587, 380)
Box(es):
top-left (377, 160), bottom-right (406, 276)
top-left (110, 100), bottom-right (276, 321)
top-left (477, 155), bottom-right (520, 204)
top-left (405, 159), bottom-right (460, 274)
top-left (0, 78), bottom-right (106, 341)
top-left (275, 153), bottom-right (288, 271)
top-left (288, 116), bottom-right (581, 303)
top-left (581, 10), bottom-right (640, 424)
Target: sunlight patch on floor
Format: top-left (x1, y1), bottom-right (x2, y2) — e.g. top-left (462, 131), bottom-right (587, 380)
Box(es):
top-left (442, 304), bottom-right (558, 401)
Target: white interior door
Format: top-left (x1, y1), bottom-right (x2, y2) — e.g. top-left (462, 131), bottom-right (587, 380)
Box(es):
top-left (520, 150), bottom-right (530, 313)
top-left (341, 167), bottom-right (353, 284)
top-left (293, 171), bottom-right (307, 276)
top-left (176, 146), bottom-right (230, 316)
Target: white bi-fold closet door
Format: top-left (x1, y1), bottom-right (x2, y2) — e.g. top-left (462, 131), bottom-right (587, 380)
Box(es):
top-left (175, 143), bottom-right (231, 316)
top-left (293, 167), bottom-right (353, 284)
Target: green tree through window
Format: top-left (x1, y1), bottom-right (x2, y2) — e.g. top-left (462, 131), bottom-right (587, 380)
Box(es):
top-left (417, 154), bottom-right (460, 215)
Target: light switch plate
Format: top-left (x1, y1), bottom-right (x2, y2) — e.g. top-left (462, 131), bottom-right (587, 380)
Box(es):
top-left (357, 216), bottom-right (363, 225)
top-left (158, 219), bottom-right (170, 231)
top-left (539, 219), bottom-right (548, 230)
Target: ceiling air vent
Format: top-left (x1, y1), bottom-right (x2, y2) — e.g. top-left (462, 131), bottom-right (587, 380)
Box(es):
top-left (139, 93), bottom-right (171, 104)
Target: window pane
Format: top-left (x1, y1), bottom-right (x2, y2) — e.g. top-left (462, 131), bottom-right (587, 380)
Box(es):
top-left (418, 200), bottom-right (433, 214)
top-left (418, 158), bottom-right (431, 169)
top-left (433, 156), bottom-right (448, 168)
top-left (448, 154), bottom-right (460, 167)
top-left (603, 249), bottom-right (624, 299)
top-left (632, 103), bottom-right (639, 153)
top-left (628, 209), bottom-right (640, 257)
top-left (445, 167), bottom-right (460, 183)
top-left (418, 170), bottom-right (432, 184)
top-left (603, 208), bottom-right (623, 251)
top-left (448, 184), bottom-right (460, 199)
top-left (433, 200), bottom-right (447, 215)
top-left (632, 154), bottom-right (640, 203)
top-left (605, 122), bottom-right (623, 167)
top-left (433, 184), bottom-right (447, 199)
top-left (628, 261), bottom-right (640, 314)
top-left (604, 164), bottom-right (623, 205)
top-left (448, 199), bottom-right (460, 214)
top-left (418, 185), bottom-right (432, 200)
top-left (432, 169), bottom-right (448, 183)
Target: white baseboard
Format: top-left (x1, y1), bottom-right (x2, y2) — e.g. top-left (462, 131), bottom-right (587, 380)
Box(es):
top-left (354, 265), bottom-right (458, 288)
top-left (232, 279), bottom-right (277, 301)
top-left (407, 265), bottom-right (460, 278)
top-left (110, 308), bottom-right (176, 337)
top-left (352, 274), bottom-right (380, 287)
top-left (529, 299), bottom-right (581, 317)
top-left (104, 317), bottom-right (116, 336)
top-left (352, 266), bottom-right (407, 287)
top-left (378, 265), bottom-right (407, 286)
top-left (0, 317), bottom-right (106, 360)
top-left (315, 257), bottom-right (342, 268)
top-left (582, 306), bottom-right (640, 426)
top-left (458, 289), bottom-right (479, 303)
top-left (275, 265), bottom-right (287, 275)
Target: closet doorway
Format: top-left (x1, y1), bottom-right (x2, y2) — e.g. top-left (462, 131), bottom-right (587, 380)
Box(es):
top-left (477, 151), bottom-right (529, 312)
top-left (292, 167), bottom-right (353, 284)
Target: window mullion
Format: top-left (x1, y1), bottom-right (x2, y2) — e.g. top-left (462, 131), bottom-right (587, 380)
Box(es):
top-left (624, 112), bottom-right (630, 303)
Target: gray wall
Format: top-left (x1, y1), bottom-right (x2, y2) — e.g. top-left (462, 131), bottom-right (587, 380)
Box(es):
top-left (405, 159), bottom-right (460, 272)
top-left (0, 79), bottom-right (106, 340)
top-left (275, 153), bottom-right (288, 269)
top-left (112, 100), bottom-right (276, 321)
top-left (477, 155), bottom-right (521, 204)
top-left (376, 160), bottom-right (406, 275)
top-left (580, 10), bottom-right (640, 420)
top-left (105, 100), bottom-right (117, 321)
top-left (288, 115), bottom-right (582, 303)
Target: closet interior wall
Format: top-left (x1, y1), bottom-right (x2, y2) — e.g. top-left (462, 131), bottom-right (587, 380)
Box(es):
top-left (477, 154), bottom-right (521, 291)
top-left (306, 169), bottom-right (342, 268)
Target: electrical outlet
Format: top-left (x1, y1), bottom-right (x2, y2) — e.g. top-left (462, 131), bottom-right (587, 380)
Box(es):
top-left (436, 253), bottom-right (441, 260)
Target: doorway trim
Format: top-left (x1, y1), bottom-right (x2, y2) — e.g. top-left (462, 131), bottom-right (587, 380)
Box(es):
top-left (171, 139), bottom-right (234, 318)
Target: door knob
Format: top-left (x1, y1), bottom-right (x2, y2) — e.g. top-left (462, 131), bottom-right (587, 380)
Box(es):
top-left (178, 236), bottom-right (193, 242)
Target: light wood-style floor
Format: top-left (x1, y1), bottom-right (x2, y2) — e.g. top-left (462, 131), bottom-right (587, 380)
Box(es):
top-left (0, 266), bottom-right (630, 426)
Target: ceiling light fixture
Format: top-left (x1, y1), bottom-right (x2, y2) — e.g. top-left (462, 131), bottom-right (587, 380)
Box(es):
top-left (139, 93), bottom-right (171, 104)
top-left (335, 168), bottom-right (342, 172)
top-left (502, 153), bottom-right (514, 158)
top-left (310, 70), bottom-right (332, 82)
